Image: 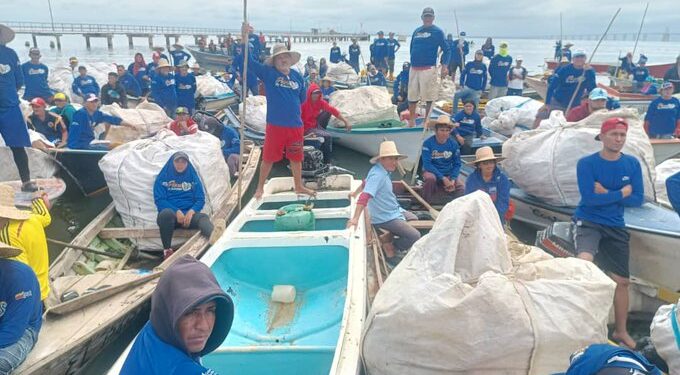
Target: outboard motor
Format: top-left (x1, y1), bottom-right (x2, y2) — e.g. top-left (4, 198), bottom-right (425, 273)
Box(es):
top-left (535, 221), bottom-right (577, 258)
top-left (302, 146), bottom-right (328, 178)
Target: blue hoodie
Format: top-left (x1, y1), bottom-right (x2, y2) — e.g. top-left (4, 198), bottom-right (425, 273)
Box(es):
top-left (421, 135), bottom-right (461, 180)
top-left (667, 171), bottom-right (680, 216)
top-left (0, 259), bottom-right (43, 348)
top-left (329, 46), bottom-right (342, 63)
top-left (127, 63), bottom-right (150, 92)
top-left (557, 344), bottom-right (661, 375)
top-left (460, 61), bottom-right (487, 91)
top-left (644, 96), bottom-right (680, 136)
top-left (175, 73), bottom-right (197, 110)
top-left (119, 71), bottom-right (142, 97)
top-left (153, 153), bottom-right (205, 214)
top-left (348, 44), bottom-right (361, 64)
top-left (449, 39), bottom-right (469, 64)
top-left (151, 72), bottom-right (178, 112)
top-left (409, 25), bottom-right (450, 67)
top-left (489, 55), bottom-right (513, 87)
top-left (248, 53), bottom-right (306, 127)
top-left (452, 109), bottom-right (482, 137)
top-left (371, 37), bottom-right (388, 62)
top-left (386, 38), bottom-right (400, 59)
top-left (220, 125), bottom-right (240, 157)
top-left (21, 62), bottom-right (54, 100)
top-left (632, 66), bottom-right (649, 83)
top-left (67, 107), bottom-right (123, 149)
top-left (464, 167), bottom-right (510, 223)
top-left (72, 74), bottom-right (100, 98)
top-left (545, 64), bottom-right (596, 108)
top-left (0, 46), bottom-right (23, 108)
top-left (170, 50), bottom-right (191, 66)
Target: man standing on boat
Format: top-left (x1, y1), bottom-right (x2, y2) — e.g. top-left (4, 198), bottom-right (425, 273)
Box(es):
top-left (329, 41), bottom-right (342, 64)
top-left (169, 44), bottom-right (191, 67)
top-left (448, 32), bottom-right (469, 80)
top-left (371, 31), bottom-right (388, 74)
top-left (488, 42), bottom-right (513, 99)
top-left (644, 82), bottom-right (680, 139)
top-left (21, 48), bottom-right (54, 103)
top-left (386, 32), bottom-right (401, 80)
top-left (573, 117), bottom-right (644, 349)
top-left (348, 39), bottom-right (361, 73)
top-left (175, 62), bottom-right (197, 113)
top-left (0, 24), bottom-right (37, 192)
top-left (407, 7), bottom-right (450, 127)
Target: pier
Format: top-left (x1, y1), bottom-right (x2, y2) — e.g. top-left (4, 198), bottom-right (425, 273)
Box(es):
top-left (1, 21), bottom-right (369, 50)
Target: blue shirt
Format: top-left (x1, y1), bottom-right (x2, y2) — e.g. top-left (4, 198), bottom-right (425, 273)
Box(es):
top-left (574, 152), bottom-right (644, 227)
top-left (119, 72), bottom-right (142, 97)
top-left (127, 63), bottom-right (150, 90)
top-left (465, 167), bottom-right (511, 223)
top-left (453, 110), bottom-right (483, 137)
top-left (545, 64), bottom-right (596, 107)
top-left (220, 125), bottom-right (240, 157)
top-left (248, 34), bottom-right (262, 58)
top-left (392, 70), bottom-right (409, 100)
top-left (421, 135), bottom-right (461, 180)
top-left (667, 171), bottom-right (680, 216)
top-left (329, 47), bottom-right (342, 63)
top-left (364, 163), bottom-right (404, 224)
top-left (371, 38), bottom-right (388, 61)
top-left (72, 74), bottom-right (100, 98)
top-left (409, 25), bottom-right (450, 67)
top-left (386, 38), bottom-right (400, 58)
top-left (29, 113), bottom-right (61, 143)
top-left (449, 39), bottom-right (470, 64)
top-left (21, 62), bottom-right (53, 100)
top-left (369, 71), bottom-right (386, 86)
top-left (632, 66), bottom-right (649, 83)
top-left (248, 55), bottom-right (306, 127)
top-left (482, 45), bottom-right (495, 60)
top-left (175, 73), bottom-right (196, 110)
top-left (348, 44), bottom-right (361, 63)
top-left (0, 45), bottom-right (23, 107)
top-left (0, 259), bottom-right (42, 348)
top-left (644, 96), bottom-right (680, 137)
top-left (153, 157), bottom-right (205, 214)
top-left (489, 55), bottom-right (513, 87)
top-left (67, 108), bottom-right (122, 149)
top-left (169, 50), bottom-right (191, 66)
top-left (460, 61), bottom-right (487, 91)
top-left (151, 73), bottom-right (178, 111)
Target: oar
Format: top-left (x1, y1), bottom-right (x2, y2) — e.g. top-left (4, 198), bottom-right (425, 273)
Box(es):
top-left (631, 3), bottom-right (650, 61)
top-left (400, 180), bottom-right (439, 219)
top-left (565, 8), bottom-right (621, 113)
top-left (46, 238), bottom-right (157, 260)
top-left (237, 0), bottom-right (250, 211)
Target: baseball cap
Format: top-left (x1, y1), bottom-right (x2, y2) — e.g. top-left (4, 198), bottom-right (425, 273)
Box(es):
top-left (595, 117), bottom-right (628, 141)
top-left (85, 93), bottom-right (99, 102)
top-left (661, 81), bottom-right (674, 90)
top-left (175, 106), bottom-right (189, 115)
top-left (573, 49), bottom-right (587, 58)
top-left (53, 92), bottom-right (67, 101)
top-left (422, 7), bottom-right (435, 16)
top-left (29, 47), bottom-right (40, 56)
top-left (589, 88), bottom-right (608, 101)
top-left (30, 97), bottom-right (46, 107)
top-left (516, 56), bottom-right (524, 61)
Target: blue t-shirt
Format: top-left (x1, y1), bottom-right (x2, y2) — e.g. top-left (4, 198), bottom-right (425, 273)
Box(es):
top-left (371, 38), bottom-right (388, 61)
top-left (409, 25), bottom-right (450, 67)
top-left (67, 108), bottom-right (122, 149)
top-left (175, 73), bottom-right (197, 110)
top-left (574, 152), bottom-right (644, 227)
top-left (0, 259), bottom-right (42, 348)
top-left (348, 44), bottom-right (361, 63)
top-left (453, 110), bottom-right (482, 137)
top-left (151, 73), bottom-right (178, 111)
top-left (248, 55), bottom-right (306, 127)
top-left (72, 75), bottom-right (100, 98)
top-left (421, 135), bottom-right (461, 180)
top-left (386, 38), bottom-right (400, 59)
top-left (545, 64), bottom-right (596, 107)
top-left (329, 47), bottom-right (342, 63)
top-left (220, 125), bottom-right (240, 157)
top-left (632, 66), bottom-right (649, 83)
top-left (460, 61), bottom-right (487, 91)
top-left (667, 171), bottom-right (680, 216)
top-left (0, 45), bottom-right (23, 107)
top-left (465, 167), bottom-right (511, 223)
top-left (644, 96), bottom-right (680, 137)
top-left (364, 163), bottom-right (404, 224)
top-left (489, 55), bottom-right (513, 87)
top-left (169, 50), bottom-right (191, 66)
top-left (21, 62), bottom-right (53, 100)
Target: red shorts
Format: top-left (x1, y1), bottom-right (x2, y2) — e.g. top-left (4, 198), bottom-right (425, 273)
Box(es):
top-left (263, 123), bottom-right (304, 163)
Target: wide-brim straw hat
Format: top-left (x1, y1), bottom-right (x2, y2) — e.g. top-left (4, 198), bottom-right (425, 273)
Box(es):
top-left (467, 146), bottom-right (505, 165)
top-left (157, 59), bottom-right (172, 69)
top-left (265, 44), bottom-right (301, 66)
top-left (370, 141), bottom-right (407, 164)
top-left (429, 114), bottom-right (455, 129)
top-left (172, 44), bottom-right (183, 49)
top-left (0, 24), bottom-right (16, 45)
top-left (0, 239), bottom-right (21, 259)
top-left (0, 185), bottom-right (30, 221)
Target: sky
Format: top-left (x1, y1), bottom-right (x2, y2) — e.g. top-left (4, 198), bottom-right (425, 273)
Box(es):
top-left (1, 0), bottom-right (678, 37)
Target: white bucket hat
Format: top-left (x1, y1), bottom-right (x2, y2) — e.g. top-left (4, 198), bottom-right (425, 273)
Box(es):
top-left (370, 141), bottom-right (407, 164)
top-left (0, 24), bottom-right (16, 45)
top-left (265, 43), bottom-right (301, 66)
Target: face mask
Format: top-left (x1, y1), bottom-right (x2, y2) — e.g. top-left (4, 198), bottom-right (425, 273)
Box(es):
top-left (499, 47), bottom-right (509, 57)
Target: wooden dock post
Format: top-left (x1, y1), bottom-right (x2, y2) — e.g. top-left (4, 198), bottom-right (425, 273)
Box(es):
top-left (127, 34), bottom-right (134, 49)
top-left (85, 35), bottom-right (91, 49)
top-left (55, 35), bottom-right (61, 50)
top-left (31, 34), bottom-right (37, 48)
top-left (107, 35), bottom-right (113, 49)
top-left (148, 35), bottom-right (154, 48)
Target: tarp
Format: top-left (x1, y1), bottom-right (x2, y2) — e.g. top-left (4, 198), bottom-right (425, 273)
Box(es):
top-left (325, 62), bottom-right (360, 85)
top-left (328, 86), bottom-right (398, 127)
top-left (650, 299), bottom-right (680, 374)
top-left (49, 62), bottom-right (114, 104)
top-left (100, 102), bottom-right (171, 144)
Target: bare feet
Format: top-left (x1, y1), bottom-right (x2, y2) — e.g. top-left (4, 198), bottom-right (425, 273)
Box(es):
top-left (254, 187), bottom-right (264, 200)
top-left (295, 186), bottom-right (316, 197)
top-left (612, 331), bottom-right (636, 349)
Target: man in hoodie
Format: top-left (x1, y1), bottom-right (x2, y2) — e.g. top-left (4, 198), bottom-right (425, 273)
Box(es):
top-left (538, 49), bottom-right (596, 120)
top-left (100, 72), bottom-right (128, 108)
top-left (453, 50), bottom-right (487, 111)
top-left (386, 32), bottom-right (401, 79)
top-left (175, 62), bottom-right (197, 113)
top-left (153, 152), bottom-right (215, 259)
top-left (120, 255), bottom-right (234, 375)
top-left (71, 66), bottom-right (100, 101)
top-left (21, 48), bottom-right (53, 102)
top-left (67, 94), bottom-right (133, 150)
top-left (329, 41), bottom-right (342, 64)
top-left (151, 59), bottom-right (178, 117)
top-left (117, 64), bottom-right (141, 98)
top-left (631, 55), bottom-right (649, 94)
top-left (488, 42), bottom-right (513, 99)
top-left (348, 39), bottom-right (361, 73)
top-left (371, 31), bottom-right (388, 73)
top-left (301, 83), bottom-right (351, 162)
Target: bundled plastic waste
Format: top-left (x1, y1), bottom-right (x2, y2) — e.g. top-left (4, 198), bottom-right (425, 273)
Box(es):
top-left (328, 86), bottom-right (398, 127)
top-left (481, 96), bottom-right (543, 136)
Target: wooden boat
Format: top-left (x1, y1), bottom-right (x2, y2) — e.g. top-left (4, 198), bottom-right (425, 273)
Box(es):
top-left (596, 83), bottom-right (656, 113)
top-left (109, 174), bottom-right (367, 375)
top-left (127, 91), bottom-right (239, 113)
top-left (525, 76), bottom-right (549, 100)
top-left (545, 60), bottom-right (674, 77)
top-left (186, 45), bottom-right (232, 72)
top-left (48, 148), bottom-right (109, 196)
top-left (15, 144), bottom-right (261, 375)
top-left (650, 138), bottom-right (680, 164)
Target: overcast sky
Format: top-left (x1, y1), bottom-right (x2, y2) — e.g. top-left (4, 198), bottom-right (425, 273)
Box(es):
top-left (1, 0), bottom-right (678, 37)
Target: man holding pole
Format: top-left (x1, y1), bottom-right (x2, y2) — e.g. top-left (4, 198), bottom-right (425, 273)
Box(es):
top-left (407, 7), bottom-right (450, 127)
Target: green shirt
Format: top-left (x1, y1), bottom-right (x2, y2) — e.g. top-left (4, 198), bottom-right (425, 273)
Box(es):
top-left (49, 104), bottom-right (77, 129)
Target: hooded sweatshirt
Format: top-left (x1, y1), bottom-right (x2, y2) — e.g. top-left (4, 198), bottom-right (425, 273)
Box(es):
top-left (301, 83), bottom-right (340, 132)
top-left (151, 72), bottom-right (178, 111)
top-left (120, 255), bottom-right (234, 375)
top-left (489, 54), bottom-right (513, 87)
top-left (175, 72), bottom-right (197, 110)
top-left (21, 61), bottom-right (54, 100)
top-left (153, 153), bottom-right (205, 214)
top-left (72, 74), bottom-right (100, 98)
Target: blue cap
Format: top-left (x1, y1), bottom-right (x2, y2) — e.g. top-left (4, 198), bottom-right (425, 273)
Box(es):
top-left (460, 31), bottom-right (466, 37)
top-left (661, 81), bottom-right (674, 90)
top-left (638, 54), bottom-right (648, 64)
top-left (589, 88), bottom-right (608, 101)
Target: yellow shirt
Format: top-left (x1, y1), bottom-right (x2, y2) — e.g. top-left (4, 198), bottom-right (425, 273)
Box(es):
top-left (1, 198), bottom-right (51, 301)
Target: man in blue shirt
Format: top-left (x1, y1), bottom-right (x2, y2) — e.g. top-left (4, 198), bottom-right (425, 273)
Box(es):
top-left (72, 66), bottom-right (100, 101)
top-left (407, 7), bottom-right (450, 127)
top-left (21, 48), bottom-right (53, 102)
top-left (421, 115), bottom-right (463, 202)
top-left (453, 50), bottom-right (487, 111)
top-left (329, 41), bottom-right (342, 64)
top-left (116, 64), bottom-right (142, 98)
top-left (386, 32), bottom-right (401, 79)
top-left (0, 240), bottom-right (43, 374)
top-left (169, 44), bottom-right (191, 67)
top-left (667, 171), bottom-right (680, 217)
top-left (488, 42), bottom-right (513, 99)
top-left (67, 94), bottom-right (132, 150)
top-left (452, 100), bottom-right (484, 155)
top-left (631, 55), bottom-right (649, 93)
top-left (0, 24), bottom-right (37, 192)
top-left (573, 117), bottom-right (644, 350)
top-left (174, 62), bottom-right (196, 113)
top-left (537, 49), bottom-right (596, 121)
top-left (348, 39), bottom-right (361, 73)
top-left (448, 32), bottom-right (469, 79)
top-left (392, 62), bottom-right (410, 113)
top-left (371, 31), bottom-right (388, 73)
top-left (644, 81), bottom-right (680, 139)
top-left (151, 59), bottom-right (178, 116)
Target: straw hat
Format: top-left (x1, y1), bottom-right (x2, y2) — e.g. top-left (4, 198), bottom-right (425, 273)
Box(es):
top-left (265, 43), bottom-right (301, 66)
top-left (157, 59), bottom-right (172, 69)
top-left (0, 24), bottom-right (15, 45)
top-left (370, 141), bottom-right (407, 164)
top-left (172, 43), bottom-right (183, 49)
top-left (429, 114), bottom-right (455, 129)
top-left (467, 146), bottom-right (504, 165)
top-left (0, 185), bottom-right (30, 221)
top-left (0, 239), bottom-right (21, 259)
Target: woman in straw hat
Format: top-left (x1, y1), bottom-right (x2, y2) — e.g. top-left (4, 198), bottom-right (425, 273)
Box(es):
top-left (0, 24), bottom-right (38, 192)
top-left (421, 115), bottom-right (464, 203)
top-left (347, 141), bottom-right (421, 258)
top-left (241, 22), bottom-right (315, 199)
top-left (464, 146), bottom-right (511, 224)
top-left (150, 59), bottom-right (178, 117)
top-left (0, 240), bottom-right (43, 374)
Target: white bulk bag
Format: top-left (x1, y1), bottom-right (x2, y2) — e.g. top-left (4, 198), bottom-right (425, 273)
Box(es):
top-left (239, 95), bottom-right (267, 133)
top-left (196, 75), bottom-right (233, 97)
top-left (502, 108), bottom-right (656, 207)
top-left (328, 86), bottom-right (398, 127)
top-left (325, 62), bottom-right (360, 85)
top-left (650, 300), bottom-right (680, 374)
top-left (49, 62), bottom-right (114, 104)
top-left (655, 158), bottom-right (680, 207)
top-left (100, 103), bottom-right (171, 144)
top-left (481, 96), bottom-right (543, 136)
top-left (99, 130), bottom-right (231, 249)
top-left (362, 192), bottom-right (615, 375)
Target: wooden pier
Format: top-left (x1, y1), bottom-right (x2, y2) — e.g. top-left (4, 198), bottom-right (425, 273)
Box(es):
top-left (2, 21), bottom-right (369, 50)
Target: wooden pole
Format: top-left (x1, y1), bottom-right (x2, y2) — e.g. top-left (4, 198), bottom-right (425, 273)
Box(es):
top-left (237, 0), bottom-right (249, 211)
top-left (632, 3), bottom-right (650, 59)
top-left (565, 7), bottom-right (621, 113)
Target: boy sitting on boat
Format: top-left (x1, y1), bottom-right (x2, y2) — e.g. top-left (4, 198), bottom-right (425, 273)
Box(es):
top-left (120, 255), bottom-right (234, 375)
top-left (420, 115), bottom-right (464, 203)
top-left (464, 146), bottom-right (511, 225)
top-left (347, 141), bottom-right (421, 259)
top-left (644, 82), bottom-right (680, 139)
top-left (167, 107), bottom-right (198, 136)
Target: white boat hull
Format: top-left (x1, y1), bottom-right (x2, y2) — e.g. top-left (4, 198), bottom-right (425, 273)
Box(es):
top-left (651, 138), bottom-right (680, 165)
top-left (329, 127), bottom-right (427, 170)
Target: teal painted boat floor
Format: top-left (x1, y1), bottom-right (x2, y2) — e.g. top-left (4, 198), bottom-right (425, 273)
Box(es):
top-left (205, 245), bottom-right (348, 374)
top-left (257, 199), bottom-right (350, 211)
top-left (240, 218), bottom-right (348, 232)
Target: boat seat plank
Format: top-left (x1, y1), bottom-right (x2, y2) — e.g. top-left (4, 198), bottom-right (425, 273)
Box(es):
top-left (98, 228), bottom-right (198, 239)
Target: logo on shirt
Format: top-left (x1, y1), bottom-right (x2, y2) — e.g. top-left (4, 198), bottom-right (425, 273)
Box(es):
top-left (565, 75), bottom-right (582, 84)
top-left (0, 301), bottom-right (6, 318)
top-left (108, 89), bottom-right (121, 99)
top-left (0, 64), bottom-right (12, 75)
top-left (496, 61), bottom-right (510, 67)
top-left (178, 83), bottom-right (192, 90)
top-left (657, 103), bottom-right (677, 110)
top-left (413, 32), bottom-right (432, 39)
top-left (469, 68), bottom-right (484, 75)
top-left (28, 68), bottom-right (46, 75)
top-left (162, 180), bottom-right (193, 192)
top-left (375, 41), bottom-right (386, 47)
top-left (622, 176), bottom-right (630, 182)
top-left (15, 290), bottom-right (33, 300)
top-left (431, 150), bottom-right (453, 159)
top-left (274, 76), bottom-right (300, 91)
top-left (165, 79), bottom-right (175, 86)
top-left (460, 118), bottom-right (475, 125)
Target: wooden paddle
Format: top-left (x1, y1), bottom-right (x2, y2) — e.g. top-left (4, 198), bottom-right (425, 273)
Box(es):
top-left (400, 180), bottom-right (439, 220)
top-left (46, 238), bottom-right (157, 261)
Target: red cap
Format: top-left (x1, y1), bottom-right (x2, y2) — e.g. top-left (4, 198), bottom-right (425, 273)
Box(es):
top-left (30, 97), bottom-right (47, 107)
top-left (595, 117), bottom-right (628, 141)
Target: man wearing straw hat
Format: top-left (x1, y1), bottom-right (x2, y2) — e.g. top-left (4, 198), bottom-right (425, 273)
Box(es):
top-left (421, 115), bottom-right (464, 203)
top-left (0, 184), bottom-right (52, 303)
top-left (0, 240), bottom-right (43, 374)
top-left (347, 141), bottom-right (421, 258)
top-left (464, 146), bottom-right (511, 224)
top-left (243, 23), bottom-right (315, 199)
top-left (0, 24), bottom-right (37, 193)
